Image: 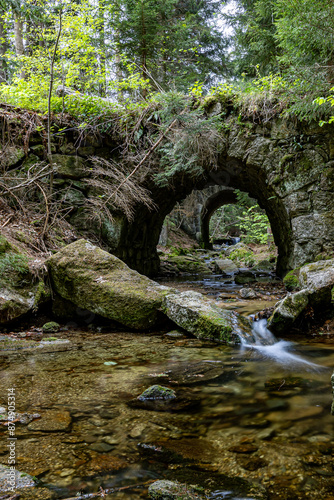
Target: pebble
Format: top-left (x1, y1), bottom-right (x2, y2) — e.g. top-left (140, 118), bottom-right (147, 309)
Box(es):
top-left (27, 410), bottom-right (72, 432)
top-left (228, 443), bottom-right (258, 454)
top-left (83, 435), bottom-right (98, 443)
top-left (59, 468), bottom-right (75, 477)
top-left (103, 436), bottom-right (119, 445)
top-left (89, 442), bottom-right (114, 452)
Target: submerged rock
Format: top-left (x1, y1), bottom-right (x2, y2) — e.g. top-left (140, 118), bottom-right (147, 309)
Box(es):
top-left (138, 385), bottom-right (176, 401)
top-left (162, 291), bottom-right (241, 343)
top-left (148, 480), bottom-right (205, 499)
top-left (128, 385), bottom-right (200, 412)
top-left (146, 360), bottom-right (231, 386)
top-left (0, 464), bottom-right (36, 492)
top-left (27, 410), bottom-right (71, 432)
top-left (47, 239), bottom-right (172, 329)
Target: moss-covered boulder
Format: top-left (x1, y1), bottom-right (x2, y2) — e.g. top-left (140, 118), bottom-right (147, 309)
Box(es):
top-left (252, 259), bottom-right (275, 272)
top-left (164, 255), bottom-right (211, 274)
top-left (0, 235), bottom-right (49, 325)
top-left (298, 258), bottom-right (334, 307)
top-left (268, 290), bottom-right (309, 334)
top-left (268, 259), bottom-right (334, 334)
top-left (162, 291), bottom-right (242, 343)
top-left (283, 269), bottom-right (301, 291)
top-left (46, 239), bottom-right (173, 329)
top-left (225, 242), bottom-right (251, 257)
top-left (42, 321), bottom-right (60, 334)
top-left (51, 154), bottom-right (89, 179)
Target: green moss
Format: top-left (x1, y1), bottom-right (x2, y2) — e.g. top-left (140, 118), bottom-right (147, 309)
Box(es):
top-left (0, 252), bottom-right (30, 288)
top-left (229, 247), bottom-right (254, 266)
top-left (42, 321), bottom-right (60, 334)
top-left (283, 269), bottom-right (300, 291)
top-left (196, 313), bottom-right (233, 343)
top-left (33, 281), bottom-right (51, 311)
top-left (138, 385), bottom-right (176, 400)
top-left (0, 235), bottom-right (12, 254)
top-left (279, 154), bottom-right (295, 169)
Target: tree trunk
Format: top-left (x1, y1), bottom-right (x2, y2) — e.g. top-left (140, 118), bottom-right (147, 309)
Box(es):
top-left (140, 0), bottom-right (148, 98)
top-left (0, 10), bottom-right (7, 82)
top-left (98, 0), bottom-right (107, 96)
top-left (14, 12), bottom-right (24, 56)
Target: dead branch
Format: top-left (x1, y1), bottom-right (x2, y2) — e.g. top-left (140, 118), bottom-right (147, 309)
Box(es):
top-left (107, 113), bottom-right (184, 203)
top-left (33, 181), bottom-right (50, 239)
top-left (0, 181), bottom-right (29, 220)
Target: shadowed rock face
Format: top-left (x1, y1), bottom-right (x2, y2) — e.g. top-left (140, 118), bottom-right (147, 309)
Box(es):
top-left (2, 110), bottom-right (334, 277)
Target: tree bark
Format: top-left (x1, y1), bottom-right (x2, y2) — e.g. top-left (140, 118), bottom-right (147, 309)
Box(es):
top-left (14, 11), bottom-right (24, 56)
top-left (0, 10), bottom-right (7, 82)
top-left (98, 0), bottom-right (107, 96)
top-left (140, 0), bottom-right (148, 98)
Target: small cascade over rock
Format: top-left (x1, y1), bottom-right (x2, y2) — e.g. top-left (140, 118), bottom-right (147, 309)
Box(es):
top-left (239, 319), bottom-right (320, 369)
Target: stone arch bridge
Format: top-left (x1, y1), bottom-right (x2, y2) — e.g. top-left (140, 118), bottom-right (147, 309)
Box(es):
top-left (168, 186), bottom-right (240, 248)
top-left (2, 107), bottom-right (334, 277)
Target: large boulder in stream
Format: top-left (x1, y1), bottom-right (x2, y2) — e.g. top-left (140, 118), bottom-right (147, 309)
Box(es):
top-left (47, 239), bottom-right (171, 329)
top-left (268, 259), bottom-right (334, 334)
top-left (162, 291), bottom-right (244, 343)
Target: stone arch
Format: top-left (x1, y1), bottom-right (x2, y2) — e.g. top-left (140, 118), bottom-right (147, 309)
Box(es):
top-left (111, 160), bottom-right (294, 277)
top-left (109, 119), bottom-right (334, 278)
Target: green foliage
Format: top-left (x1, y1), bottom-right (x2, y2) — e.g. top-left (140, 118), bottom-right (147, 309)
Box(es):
top-left (237, 206), bottom-right (270, 244)
top-left (226, 0), bottom-right (279, 77)
top-left (168, 246), bottom-right (189, 256)
top-left (229, 247), bottom-right (255, 267)
top-left (209, 190), bottom-right (270, 245)
top-left (152, 91), bottom-right (222, 187)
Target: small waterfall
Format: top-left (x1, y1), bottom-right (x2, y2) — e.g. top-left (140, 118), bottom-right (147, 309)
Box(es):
top-left (250, 318), bottom-right (277, 346)
top-left (238, 318), bottom-right (320, 369)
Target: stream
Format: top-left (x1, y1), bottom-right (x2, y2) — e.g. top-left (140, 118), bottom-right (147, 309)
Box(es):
top-left (0, 272), bottom-right (333, 500)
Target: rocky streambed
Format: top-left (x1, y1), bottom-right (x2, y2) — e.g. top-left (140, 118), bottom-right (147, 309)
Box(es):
top-left (0, 238), bottom-right (334, 499)
top-left (0, 321), bottom-right (333, 500)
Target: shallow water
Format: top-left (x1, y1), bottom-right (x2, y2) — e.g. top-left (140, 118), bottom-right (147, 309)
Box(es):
top-left (0, 274), bottom-right (333, 499)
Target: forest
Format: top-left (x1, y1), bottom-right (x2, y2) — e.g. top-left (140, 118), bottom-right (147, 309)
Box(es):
top-left (0, 0), bottom-right (333, 121)
top-left (1, 3), bottom-right (334, 500)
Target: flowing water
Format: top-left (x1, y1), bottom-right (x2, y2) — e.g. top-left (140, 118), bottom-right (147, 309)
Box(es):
top-left (0, 274), bottom-right (333, 500)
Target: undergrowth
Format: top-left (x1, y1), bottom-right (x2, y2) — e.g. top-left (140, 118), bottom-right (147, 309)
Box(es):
top-left (1, 71), bottom-right (333, 129)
